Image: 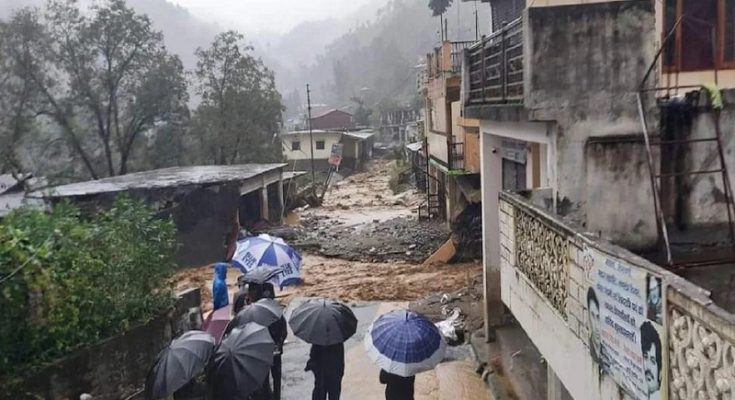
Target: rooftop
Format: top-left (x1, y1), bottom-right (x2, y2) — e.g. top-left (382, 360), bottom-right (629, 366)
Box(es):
top-left (281, 129), bottom-right (345, 136)
top-left (311, 108), bottom-right (352, 119)
top-left (35, 164), bottom-right (287, 198)
top-left (343, 130), bottom-right (376, 141)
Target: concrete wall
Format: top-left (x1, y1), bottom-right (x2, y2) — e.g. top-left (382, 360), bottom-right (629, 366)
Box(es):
top-left (584, 137), bottom-right (657, 251)
top-left (523, 0), bottom-right (658, 247)
top-left (677, 90), bottom-right (735, 226)
top-left (282, 132), bottom-right (342, 161)
top-left (428, 131), bottom-right (449, 164)
top-left (6, 289), bottom-right (201, 400)
top-left (465, 132), bottom-right (482, 173)
top-left (481, 132), bottom-right (504, 330)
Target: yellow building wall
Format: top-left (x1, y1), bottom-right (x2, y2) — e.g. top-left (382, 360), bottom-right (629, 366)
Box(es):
top-left (282, 132), bottom-right (342, 161)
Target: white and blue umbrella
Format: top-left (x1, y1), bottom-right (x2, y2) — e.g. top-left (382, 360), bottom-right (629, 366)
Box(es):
top-left (364, 309), bottom-right (446, 377)
top-left (232, 234), bottom-right (302, 288)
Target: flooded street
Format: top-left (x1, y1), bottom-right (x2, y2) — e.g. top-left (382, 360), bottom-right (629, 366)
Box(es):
top-left (174, 159), bottom-right (489, 399)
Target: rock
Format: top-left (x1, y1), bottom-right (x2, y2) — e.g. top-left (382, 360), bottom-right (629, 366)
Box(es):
top-left (408, 244), bottom-right (417, 250)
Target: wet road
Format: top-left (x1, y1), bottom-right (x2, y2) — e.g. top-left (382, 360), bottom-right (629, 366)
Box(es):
top-left (280, 299), bottom-right (490, 400)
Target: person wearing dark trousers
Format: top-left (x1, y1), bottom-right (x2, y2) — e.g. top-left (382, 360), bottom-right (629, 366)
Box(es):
top-left (379, 369), bottom-right (415, 400)
top-left (269, 315), bottom-right (288, 400)
top-left (305, 343), bottom-right (344, 400)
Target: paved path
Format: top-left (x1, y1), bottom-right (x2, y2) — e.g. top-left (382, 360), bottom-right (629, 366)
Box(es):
top-left (280, 299), bottom-right (492, 400)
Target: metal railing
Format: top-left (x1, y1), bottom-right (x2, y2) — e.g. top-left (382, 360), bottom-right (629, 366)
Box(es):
top-left (449, 141), bottom-right (465, 171)
top-left (427, 40), bottom-right (479, 78)
top-left (450, 41), bottom-right (477, 73)
top-left (467, 18), bottom-right (524, 104)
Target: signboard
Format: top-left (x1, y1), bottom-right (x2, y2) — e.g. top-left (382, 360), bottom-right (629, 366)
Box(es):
top-left (582, 246), bottom-right (667, 400)
top-left (501, 139), bottom-right (527, 164)
top-left (328, 143), bottom-right (344, 167)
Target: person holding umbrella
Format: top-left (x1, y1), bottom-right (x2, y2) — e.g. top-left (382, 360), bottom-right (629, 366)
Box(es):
top-left (209, 323), bottom-right (275, 400)
top-left (225, 296), bottom-right (288, 400)
top-left (365, 309), bottom-right (447, 400)
top-left (288, 298), bottom-right (358, 400)
top-left (145, 331), bottom-right (216, 400)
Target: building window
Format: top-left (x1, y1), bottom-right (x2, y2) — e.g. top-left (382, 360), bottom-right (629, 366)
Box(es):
top-left (664, 0), bottom-right (735, 71)
top-left (316, 140), bottom-right (325, 150)
top-left (292, 141), bottom-right (301, 151)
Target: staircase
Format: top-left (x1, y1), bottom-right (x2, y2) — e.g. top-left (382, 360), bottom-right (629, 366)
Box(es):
top-left (416, 137), bottom-right (444, 221)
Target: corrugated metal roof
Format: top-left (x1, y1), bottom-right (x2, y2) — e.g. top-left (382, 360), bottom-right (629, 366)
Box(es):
top-left (35, 164), bottom-right (287, 198)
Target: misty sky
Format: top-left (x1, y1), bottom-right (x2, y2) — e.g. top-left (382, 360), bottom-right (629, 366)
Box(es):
top-left (168, 0), bottom-right (383, 34)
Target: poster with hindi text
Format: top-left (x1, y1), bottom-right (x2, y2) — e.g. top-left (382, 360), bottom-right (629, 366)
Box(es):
top-left (582, 246), bottom-right (667, 400)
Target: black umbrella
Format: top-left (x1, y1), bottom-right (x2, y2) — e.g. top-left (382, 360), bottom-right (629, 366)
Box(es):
top-left (209, 322), bottom-right (276, 400)
top-left (224, 298), bottom-right (284, 335)
top-left (288, 298), bottom-right (358, 345)
top-left (241, 266), bottom-right (284, 284)
top-left (145, 330), bottom-right (215, 400)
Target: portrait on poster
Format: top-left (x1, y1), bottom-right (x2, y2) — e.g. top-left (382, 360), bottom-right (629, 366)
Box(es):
top-left (582, 246), bottom-right (667, 400)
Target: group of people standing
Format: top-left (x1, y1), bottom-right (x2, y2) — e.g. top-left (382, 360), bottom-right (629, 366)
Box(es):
top-left (212, 265), bottom-right (418, 400)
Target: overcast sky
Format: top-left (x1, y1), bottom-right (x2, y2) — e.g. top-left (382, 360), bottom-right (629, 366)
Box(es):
top-left (167, 0), bottom-right (381, 34)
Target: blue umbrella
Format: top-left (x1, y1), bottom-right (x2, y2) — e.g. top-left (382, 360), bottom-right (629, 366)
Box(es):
top-left (231, 234), bottom-right (302, 288)
top-left (364, 309), bottom-right (446, 377)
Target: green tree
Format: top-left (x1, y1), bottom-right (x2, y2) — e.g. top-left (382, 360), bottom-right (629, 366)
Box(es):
top-left (191, 31), bottom-right (283, 165)
top-left (0, 197), bottom-right (177, 376)
top-left (350, 96), bottom-right (372, 127)
top-left (428, 0), bottom-right (454, 16)
top-left (1, 0), bottom-right (188, 179)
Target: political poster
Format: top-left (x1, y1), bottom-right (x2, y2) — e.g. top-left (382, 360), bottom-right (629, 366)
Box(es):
top-left (581, 246), bottom-right (667, 400)
top-left (328, 143), bottom-right (344, 167)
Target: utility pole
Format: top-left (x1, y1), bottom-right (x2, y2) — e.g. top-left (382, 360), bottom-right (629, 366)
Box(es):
top-left (475, 0), bottom-right (480, 41)
top-left (306, 84), bottom-right (316, 190)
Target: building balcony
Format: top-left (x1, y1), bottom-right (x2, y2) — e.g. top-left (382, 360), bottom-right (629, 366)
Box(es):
top-left (426, 40), bottom-right (478, 82)
top-left (466, 18), bottom-right (524, 106)
top-left (497, 190), bottom-right (735, 399)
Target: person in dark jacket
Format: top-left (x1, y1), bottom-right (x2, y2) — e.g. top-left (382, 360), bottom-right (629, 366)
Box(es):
top-left (269, 315), bottom-right (288, 400)
top-left (379, 369), bottom-right (415, 400)
top-left (306, 343), bottom-right (344, 400)
top-left (232, 276), bottom-right (249, 315)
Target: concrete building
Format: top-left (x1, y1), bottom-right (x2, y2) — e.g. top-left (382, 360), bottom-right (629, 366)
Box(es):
top-left (281, 129), bottom-right (375, 172)
top-left (377, 107), bottom-right (419, 144)
top-left (0, 173), bottom-right (45, 218)
top-left (466, 0), bottom-right (735, 398)
top-left (309, 109), bottom-right (354, 131)
top-left (418, 39), bottom-right (482, 224)
top-left (36, 164), bottom-right (294, 267)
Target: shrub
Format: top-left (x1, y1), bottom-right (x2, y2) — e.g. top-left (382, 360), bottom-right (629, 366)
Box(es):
top-left (0, 196), bottom-right (177, 375)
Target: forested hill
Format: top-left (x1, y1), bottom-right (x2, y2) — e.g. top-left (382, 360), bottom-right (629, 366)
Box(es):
top-left (276, 0), bottom-right (492, 117)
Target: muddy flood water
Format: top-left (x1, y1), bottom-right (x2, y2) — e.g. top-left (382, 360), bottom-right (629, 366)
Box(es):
top-left (173, 159), bottom-right (490, 400)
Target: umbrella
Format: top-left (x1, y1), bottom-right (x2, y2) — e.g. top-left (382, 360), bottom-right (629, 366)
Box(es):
top-left (241, 266), bottom-right (285, 285)
top-left (209, 323), bottom-right (276, 400)
top-left (364, 309), bottom-right (446, 377)
top-left (224, 298), bottom-right (284, 335)
top-left (202, 305), bottom-right (232, 344)
top-left (288, 298), bottom-right (357, 345)
top-left (145, 330), bottom-right (215, 399)
top-left (232, 234), bottom-right (302, 288)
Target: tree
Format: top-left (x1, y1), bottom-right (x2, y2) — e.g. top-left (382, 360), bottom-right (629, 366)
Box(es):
top-left (191, 31), bottom-right (283, 165)
top-left (350, 96), bottom-right (372, 127)
top-left (0, 13), bottom-right (44, 174)
top-left (428, 0), bottom-right (454, 16)
top-left (1, 0), bottom-right (188, 179)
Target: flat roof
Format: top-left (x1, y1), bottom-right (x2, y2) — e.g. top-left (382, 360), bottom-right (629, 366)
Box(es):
top-left (283, 171), bottom-right (307, 180)
top-left (343, 130), bottom-right (376, 141)
top-left (281, 130), bottom-right (344, 136)
top-left (36, 164), bottom-right (287, 198)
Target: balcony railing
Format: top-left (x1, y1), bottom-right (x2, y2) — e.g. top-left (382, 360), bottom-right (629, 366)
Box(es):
top-left (450, 41), bottom-right (477, 74)
top-left (467, 18), bottom-right (524, 104)
top-left (499, 191), bottom-right (735, 399)
top-left (427, 40), bottom-right (478, 79)
top-left (449, 141), bottom-right (465, 171)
